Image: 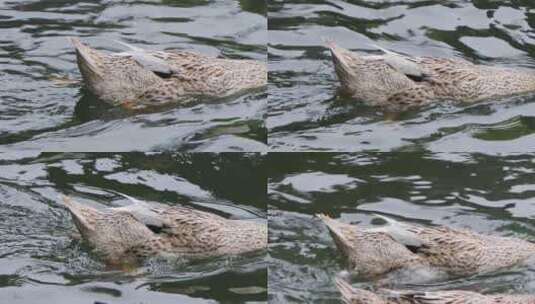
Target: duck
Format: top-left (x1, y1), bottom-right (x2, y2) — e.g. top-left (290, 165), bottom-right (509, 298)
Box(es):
top-left (70, 38), bottom-right (267, 109)
top-left (318, 214), bottom-right (535, 278)
top-left (316, 214), bottom-right (426, 278)
top-left (335, 278), bottom-right (535, 304)
top-left (327, 41), bottom-right (535, 109)
top-left (62, 196), bottom-right (267, 266)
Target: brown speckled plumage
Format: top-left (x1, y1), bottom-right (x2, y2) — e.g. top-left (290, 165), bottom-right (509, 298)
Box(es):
top-left (328, 42), bottom-right (535, 109)
top-left (70, 38), bottom-right (267, 108)
top-left (336, 278), bottom-right (399, 304)
top-left (335, 279), bottom-right (535, 304)
top-left (63, 196), bottom-right (267, 265)
top-left (400, 290), bottom-right (535, 304)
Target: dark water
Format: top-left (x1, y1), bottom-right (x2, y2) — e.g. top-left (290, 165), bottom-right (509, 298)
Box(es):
top-left (268, 0), bottom-right (535, 152)
top-left (0, 152), bottom-right (267, 303)
top-left (268, 152), bottom-right (535, 303)
top-left (0, 0), bottom-right (267, 152)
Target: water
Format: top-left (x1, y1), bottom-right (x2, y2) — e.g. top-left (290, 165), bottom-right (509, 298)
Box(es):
top-left (268, 0), bottom-right (535, 152)
top-left (268, 152), bottom-right (535, 303)
top-left (0, 0), bottom-right (267, 152)
top-left (0, 152), bottom-right (267, 303)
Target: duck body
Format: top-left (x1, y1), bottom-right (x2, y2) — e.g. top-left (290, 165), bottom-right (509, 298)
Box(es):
top-left (335, 278), bottom-right (535, 304)
top-left (375, 215), bottom-right (535, 277)
top-left (70, 38), bottom-right (267, 108)
top-left (318, 214), bottom-right (535, 278)
top-left (63, 196), bottom-right (267, 265)
top-left (328, 42), bottom-right (535, 109)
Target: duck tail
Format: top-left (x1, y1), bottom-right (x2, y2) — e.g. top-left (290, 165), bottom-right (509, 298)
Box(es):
top-left (325, 41), bottom-right (360, 84)
top-left (317, 213), bottom-right (340, 233)
top-left (316, 213), bottom-right (333, 222)
top-left (369, 214), bottom-right (423, 248)
top-left (62, 195), bottom-right (88, 214)
top-left (316, 213), bottom-right (343, 233)
top-left (62, 195), bottom-right (75, 210)
top-left (317, 213), bottom-right (362, 257)
top-left (61, 195), bottom-right (100, 232)
top-left (69, 37), bottom-right (104, 81)
top-left (321, 36), bottom-right (337, 49)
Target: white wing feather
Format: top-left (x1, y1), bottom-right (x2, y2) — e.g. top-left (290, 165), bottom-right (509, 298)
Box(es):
top-left (371, 44), bottom-right (428, 78)
top-left (368, 214), bottom-right (424, 247)
top-left (114, 40), bottom-right (174, 75)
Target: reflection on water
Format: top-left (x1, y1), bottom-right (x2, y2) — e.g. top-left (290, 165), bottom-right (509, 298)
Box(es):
top-left (0, 152), bottom-right (267, 303)
top-left (268, 0), bottom-right (535, 152)
top-left (268, 152), bottom-right (535, 303)
top-left (0, 0), bottom-right (267, 152)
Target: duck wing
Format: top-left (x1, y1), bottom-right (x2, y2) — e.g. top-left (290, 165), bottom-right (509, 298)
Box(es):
top-left (114, 41), bottom-right (178, 78)
top-left (110, 193), bottom-right (173, 230)
top-left (372, 45), bottom-right (430, 81)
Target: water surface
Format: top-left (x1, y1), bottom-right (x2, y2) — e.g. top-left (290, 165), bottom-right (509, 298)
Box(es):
top-left (268, 152), bottom-right (535, 303)
top-left (268, 0), bottom-right (535, 152)
top-left (0, 0), bottom-right (267, 152)
top-left (0, 152), bottom-right (267, 303)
